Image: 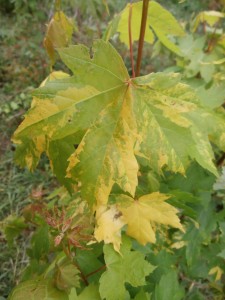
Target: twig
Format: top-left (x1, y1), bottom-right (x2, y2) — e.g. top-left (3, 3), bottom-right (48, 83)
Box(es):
top-left (136, 0), bottom-right (150, 76)
top-left (63, 245), bottom-right (89, 286)
top-left (74, 260), bottom-right (89, 286)
top-left (85, 265), bottom-right (106, 278)
top-left (128, 3), bottom-right (135, 78)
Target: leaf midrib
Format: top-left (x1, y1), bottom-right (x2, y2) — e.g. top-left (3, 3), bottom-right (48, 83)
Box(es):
top-left (73, 86), bottom-right (135, 197)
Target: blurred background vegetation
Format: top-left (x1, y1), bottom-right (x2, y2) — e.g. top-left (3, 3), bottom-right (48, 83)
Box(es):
top-left (0, 0), bottom-right (224, 298)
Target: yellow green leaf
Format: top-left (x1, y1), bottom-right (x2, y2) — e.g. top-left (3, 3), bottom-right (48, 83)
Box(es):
top-left (116, 2), bottom-right (154, 46)
top-left (99, 237), bottom-right (154, 300)
top-left (44, 11), bottom-right (75, 64)
top-left (192, 11), bottom-right (225, 32)
top-left (40, 71), bottom-right (70, 87)
top-left (8, 279), bottom-right (68, 300)
top-left (105, 1), bottom-right (185, 55)
top-left (55, 257), bottom-right (80, 291)
top-left (117, 192), bottom-right (183, 245)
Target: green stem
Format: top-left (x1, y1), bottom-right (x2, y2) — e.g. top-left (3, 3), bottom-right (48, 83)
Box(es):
top-left (136, 0), bottom-right (150, 76)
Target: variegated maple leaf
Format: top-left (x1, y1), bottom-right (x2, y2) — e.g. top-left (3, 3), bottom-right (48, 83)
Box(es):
top-left (13, 40), bottom-right (225, 208)
top-left (94, 192), bottom-right (184, 250)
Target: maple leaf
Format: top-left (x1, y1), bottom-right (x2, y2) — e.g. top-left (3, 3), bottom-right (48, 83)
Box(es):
top-left (117, 192), bottom-right (183, 245)
top-left (99, 237), bottom-right (154, 300)
top-left (13, 39), bottom-right (225, 208)
top-left (8, 279), bottom-right (68, 300)
top-left (104, 1), bottom-right (185, 55)
top-left (13, 40), bottom-right (138, 206)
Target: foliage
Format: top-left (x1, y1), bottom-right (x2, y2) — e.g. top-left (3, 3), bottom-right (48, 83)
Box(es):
top-left (1, 0), bottom-right (225, 299)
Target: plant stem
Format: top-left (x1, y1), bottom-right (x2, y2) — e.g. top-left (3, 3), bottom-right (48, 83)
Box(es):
top-left (85, 265), bottom-right (106, 278)
top-left (63, 245), bottom-right (89, 286)
top-left (136, 0), bottom-right (150, 76)
top-left (74, 261), bottom-right (89, 286)
top-left (128, 3), bottom-right (135, 78)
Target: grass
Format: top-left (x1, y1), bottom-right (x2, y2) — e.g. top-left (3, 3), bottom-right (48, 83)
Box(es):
top-left (0, 150), bottom-right (57, 297)
top-left (0, 6), bottom-right (54, 297)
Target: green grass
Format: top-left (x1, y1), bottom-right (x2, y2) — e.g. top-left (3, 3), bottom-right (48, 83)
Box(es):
top-left (0, 150), bottom-right (57, 297)
top-left (0, 6), bottom-right (54, 297)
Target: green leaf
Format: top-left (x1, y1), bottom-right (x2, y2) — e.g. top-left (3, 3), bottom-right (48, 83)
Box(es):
top-left (217, 248), bottom-right (225, 259)
top-left (31, 225), bottom-right (50, 260)
top-left (75, 248), bottom-right (104, 283)
top-left (105, 1), bottom-right (185, 55)
top-left (1, 215), bottom-right (27, 247)
top-left (55, 257), bottom-right (80, 291)
top-left (164, 162), bottom-right (216, 193)
top-left (69, 284), bottom-right (101, 300)
top-left (148, 249), bottom-right (177, 283)
top-left (9, 279), bottom-right (68, 300)
top-left (99, 237), bottom-right (154, 300)
top-left (13, 40), bottom-right (224, 209)
top-left (153, 270), bottom-right (184, 300)
top-left (196, 84), bottom-right (225, 109)
top-left (134, 289), bottom-right (150, 300)
top-left (200, 63), bottom-right (215, 83)
top-left (167, 190), bottom-right (200, 219)
top-left (21, 259), bottom-right (48, 281)
top-left (184, 224), bottom-right (202, 266)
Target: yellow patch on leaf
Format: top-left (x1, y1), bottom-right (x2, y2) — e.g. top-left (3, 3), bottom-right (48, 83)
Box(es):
top-left (94, 205), bottom-right (125, 252)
